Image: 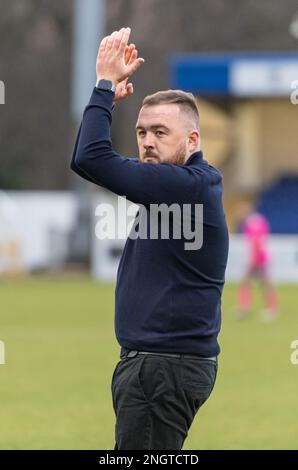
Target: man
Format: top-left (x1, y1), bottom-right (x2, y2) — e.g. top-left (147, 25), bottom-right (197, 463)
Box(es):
top-left (71, 27), bottom-right (229, 450)
top-left (236, 211), bottom-right (278, 320)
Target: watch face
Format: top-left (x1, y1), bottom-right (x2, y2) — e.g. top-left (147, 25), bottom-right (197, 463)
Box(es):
top-left (97, 79), bottom-right (113, 90)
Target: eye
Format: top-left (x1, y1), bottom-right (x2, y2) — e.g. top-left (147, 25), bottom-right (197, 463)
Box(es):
top-left (156, 130), bottom-right (165, 136)
top-left (137, 130), bottom-right (146, 137)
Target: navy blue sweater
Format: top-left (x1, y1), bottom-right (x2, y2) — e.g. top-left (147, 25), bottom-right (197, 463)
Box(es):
top-left (71, 87), bottom-right (229, 357)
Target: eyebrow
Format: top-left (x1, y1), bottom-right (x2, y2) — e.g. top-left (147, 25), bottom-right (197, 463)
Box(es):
top-left (135, 124), bottom-right (170, 131)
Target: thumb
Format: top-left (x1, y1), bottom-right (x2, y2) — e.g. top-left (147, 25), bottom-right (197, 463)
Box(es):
top-left (127, 57), bottom-right (145, 76)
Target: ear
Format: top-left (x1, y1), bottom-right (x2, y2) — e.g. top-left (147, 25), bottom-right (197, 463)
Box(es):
top-left (188, 129), bottom-right (200, 152)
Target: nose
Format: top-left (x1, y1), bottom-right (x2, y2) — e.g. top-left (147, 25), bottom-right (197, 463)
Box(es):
top-left (143, 133), bottom-right (155, 149)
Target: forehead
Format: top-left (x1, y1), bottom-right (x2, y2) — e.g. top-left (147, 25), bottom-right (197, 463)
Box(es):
top-left (136, 104), bottom-right (181, 127)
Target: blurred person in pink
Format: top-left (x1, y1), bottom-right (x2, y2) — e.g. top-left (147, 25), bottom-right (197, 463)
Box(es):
top-left (236, 212), bottom-right (278, 320)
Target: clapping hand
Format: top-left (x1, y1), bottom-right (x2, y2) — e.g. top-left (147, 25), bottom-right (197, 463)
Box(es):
top-left (96, 27), bottom-right (145, 102)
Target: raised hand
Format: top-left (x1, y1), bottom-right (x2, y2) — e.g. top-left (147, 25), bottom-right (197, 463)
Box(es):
top-left (114, 43), bottom-right (138, 102)
top-left (96, 28), bottom-right (145, 87)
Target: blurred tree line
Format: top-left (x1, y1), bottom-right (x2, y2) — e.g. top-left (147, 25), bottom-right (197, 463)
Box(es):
top-left (0, 0), bottom-right (297, 189)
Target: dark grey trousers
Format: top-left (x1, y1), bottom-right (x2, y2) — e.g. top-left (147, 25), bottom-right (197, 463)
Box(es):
top-left (111, 353), bottom-right (218, 450)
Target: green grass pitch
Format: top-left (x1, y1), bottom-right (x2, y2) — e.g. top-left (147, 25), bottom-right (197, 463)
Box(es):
top-left (0, 276), bottom-right (297, 449)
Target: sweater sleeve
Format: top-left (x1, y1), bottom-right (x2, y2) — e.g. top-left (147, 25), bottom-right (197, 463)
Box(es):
top-left (70, 123), bottom-right (99, 184)
top-left (70, 87), bottom-right (203, 206)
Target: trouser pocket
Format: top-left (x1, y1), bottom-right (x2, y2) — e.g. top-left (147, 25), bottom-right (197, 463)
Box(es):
top-left (180, 359), bottom-right (218, 410)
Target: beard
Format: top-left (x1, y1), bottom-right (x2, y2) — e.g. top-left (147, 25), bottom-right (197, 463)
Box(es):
top-left (167, 141), bottom-right (187, 165)
top-left (142, 141), bottom-right (187, 166)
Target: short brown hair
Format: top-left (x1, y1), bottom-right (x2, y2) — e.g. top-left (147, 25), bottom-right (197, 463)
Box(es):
top-left (142, 89), bottom-right (199, 129)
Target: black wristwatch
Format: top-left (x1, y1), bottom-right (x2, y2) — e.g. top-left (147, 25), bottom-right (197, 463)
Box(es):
top-left (96, 79), bottom-right (116, 92)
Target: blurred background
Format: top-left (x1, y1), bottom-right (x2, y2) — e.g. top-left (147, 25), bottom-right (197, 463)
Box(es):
top-left (0, 0), bottom-right (298, 450)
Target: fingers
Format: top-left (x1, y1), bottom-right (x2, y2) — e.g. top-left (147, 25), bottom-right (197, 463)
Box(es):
top-left (126, 83), bottom-right (134, 95)
top-left (125, 44), bottom-right (137, 66)
top-left (106, 30), bottom-right (118, 51)
top-left (113, 27), bottom-right (126, 50)
top-left (124, 45), bottom-right (130, 64)
top-left (127, 57), bottom-right (145, 75)
top-left (98, 27), bottom-right (144, 83)
top-left (99, 35), bottom-right (109, 54)
top-left (103, 27), bottom-right (131, 55)
top-left (119, 27), bottom-right (131, 54)
top-left (120, 83), bottom-right (134, 101)
top-left (128, 47), bottom-right (138, 65)
top-left (124, 43), bottom-right (135, 65)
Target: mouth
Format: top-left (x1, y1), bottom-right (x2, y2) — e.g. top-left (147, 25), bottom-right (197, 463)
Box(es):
top-left (144, 156), bottom-right (159, 164)
top-left (144, 155), bottom-right (158, 161)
